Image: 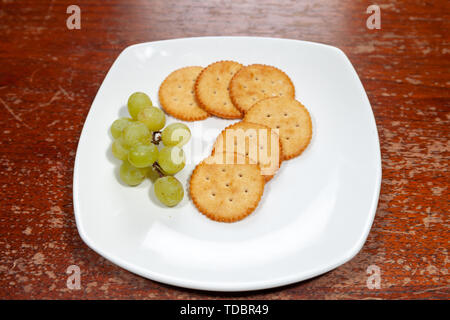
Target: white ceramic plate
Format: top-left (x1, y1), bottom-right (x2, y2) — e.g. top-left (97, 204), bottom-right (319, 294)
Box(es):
top-left (73, 37), bottom-right (381, 292)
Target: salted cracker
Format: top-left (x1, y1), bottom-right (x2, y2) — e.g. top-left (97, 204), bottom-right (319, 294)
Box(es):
top-left (159, 66), bottom-right (209, 121)
top-left (211, 121), bottom-right (282, 181)
top-left (229, 64), bottom-right (295, 113)
top-left (189, 153), bottom-right (265, 222)
top-left (195, 60), bottom-right (243, 119)
top-left (244, 97), bottom-right (312, 160)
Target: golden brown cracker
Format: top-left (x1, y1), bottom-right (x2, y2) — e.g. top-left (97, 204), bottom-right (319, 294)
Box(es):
top-left (211, 121), bottom-right (282, 181)
top-left (159, 66), bottom-right (209, 121)
top-left (189, 153), bottom-right (265, 222)
top-left (229, 64), bottom-right (295, 113)
top-left (195, 61), bottom-right (243, 119)
top-left (244, 97), bottom-right (312, 160)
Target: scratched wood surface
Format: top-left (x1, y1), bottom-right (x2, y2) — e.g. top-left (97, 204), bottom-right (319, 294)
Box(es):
top-left (0, 0), bottom-right (448, 299)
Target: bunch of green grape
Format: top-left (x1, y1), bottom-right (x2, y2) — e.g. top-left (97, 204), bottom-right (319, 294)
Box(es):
top-left (110, 92), bottom-right (191, 207)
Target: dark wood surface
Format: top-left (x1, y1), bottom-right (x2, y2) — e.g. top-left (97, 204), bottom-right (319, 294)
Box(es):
top-left (0, 0), bottom-right (448, 299)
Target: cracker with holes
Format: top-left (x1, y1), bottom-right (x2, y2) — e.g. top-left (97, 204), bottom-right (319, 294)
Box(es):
top-left (159, 66), bottom-right (209, 121)
top-left (195, 61), bottom-right (243, 119)
top-left (211, 121), bottom-right (282, 181)
top-left (244, 97), bottom-right (312, 160)
top-left (189, 153), bottom-right (265, 222)
top-left (229, 64), bottom-right (295, 113)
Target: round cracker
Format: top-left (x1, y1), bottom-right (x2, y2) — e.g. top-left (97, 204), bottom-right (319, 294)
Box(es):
top-left (195, 61), bottom-right (243, 119)
top-left (211, 121), bottom-right (282, 181)
top-left (229, 64), bottom-right (295, 113)
top-left (159, 66), bottom-right (209, 121)
top-left (189, 153), bottom-right (265, 222)
top-left (244, 97), bottom-right (312, 160)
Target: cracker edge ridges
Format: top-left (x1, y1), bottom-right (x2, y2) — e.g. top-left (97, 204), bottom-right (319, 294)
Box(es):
top-left (282, 104), bottom-right (312, 160)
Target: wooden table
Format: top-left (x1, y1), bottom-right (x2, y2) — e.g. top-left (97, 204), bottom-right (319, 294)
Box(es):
top-left (0, 0), bottom-right (448, 299)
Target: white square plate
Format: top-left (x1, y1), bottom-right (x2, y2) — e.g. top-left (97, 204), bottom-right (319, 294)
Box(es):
top-left (73, 37), bottom-right (381, 292)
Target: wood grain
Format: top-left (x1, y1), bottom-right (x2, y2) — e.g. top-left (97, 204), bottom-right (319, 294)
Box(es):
top-left (0, 0), bottom-right (448, 299)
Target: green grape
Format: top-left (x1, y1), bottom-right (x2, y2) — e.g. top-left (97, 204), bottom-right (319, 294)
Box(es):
top-left (154, 176), bottom-right (184, 207)
top-left (128, 143), bottom-right (158, 168)
top-left (111, 137), bottom-right (129, 161)
top-left (157, 146), bottom-right (186, 175)
top-left (110, 117), bottom-right (133, 139)
top-left (161, 123), bottom-right (191, 146)
top-left (119, 160), bottom-right (147, 186)
top-left (123, 122), bottom-right (151, 147)
top-left (147, 166), bottom-right (161, 182)
top-left (127, 92), bottom-right (152, 119)
top-left (137, 107), bottom-right (166, 131)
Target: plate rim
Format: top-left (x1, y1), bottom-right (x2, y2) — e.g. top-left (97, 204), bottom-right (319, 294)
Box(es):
top-left (73, 36), bottom-right (382, 292)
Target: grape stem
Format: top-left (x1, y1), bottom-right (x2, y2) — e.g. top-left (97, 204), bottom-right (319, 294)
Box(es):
top-left (151, 131), bottom-right (162, 145)
top-left (152, 162), bottom-right (165, 178)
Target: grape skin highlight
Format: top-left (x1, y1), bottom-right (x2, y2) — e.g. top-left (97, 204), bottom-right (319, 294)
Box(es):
top-left (138, 107), bottom-right (166, 131)
top-left (119, 160), bottom-right (147, 186)
top-left (128, 143), bottom-right (159, 168)
top-left (157, 146), bottom-right (186, 175)
top-left (154, 176), bottom-right (184, 207)
top-left (110, 117), bottom-right (133, 139)
top-left (127, 92), bottom-right (152, 119)
top-left (123, 122), bottom-right (151, 147)
top-left (161, 123), bottom-right (191, 146)
top-left (112, 137), bottom-right (129, 161)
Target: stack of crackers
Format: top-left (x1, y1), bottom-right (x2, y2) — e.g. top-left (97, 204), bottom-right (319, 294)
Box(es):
top-left (159, 61), bottom-right (312, 222)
